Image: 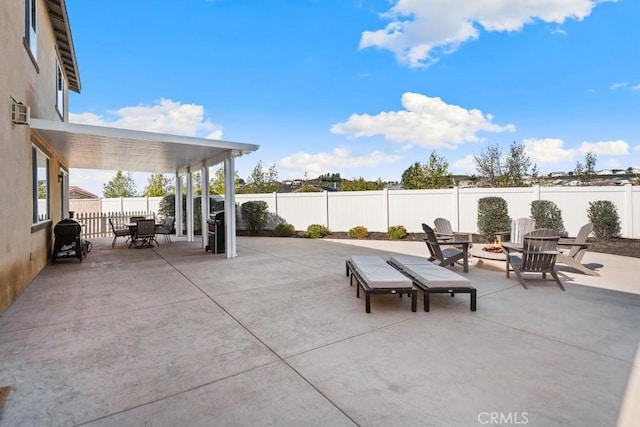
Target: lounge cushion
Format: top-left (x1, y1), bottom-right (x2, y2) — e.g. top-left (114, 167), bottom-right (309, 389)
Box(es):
top-left (349, 255), bottom-right (412, 289)
top-left (389, 255), bottom-right (471, 288)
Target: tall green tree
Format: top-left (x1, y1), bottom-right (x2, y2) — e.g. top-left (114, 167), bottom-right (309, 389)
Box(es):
top-left (103, 171), bottom-right (137, 197)
top-left (142, 173), bottom-right (173, 197)
top-left (401, 162), bottom-right (427, 189)
top-left (423, 151), bottom-right (452, 188)
top-left (401, 151), bottom-right (452, 189)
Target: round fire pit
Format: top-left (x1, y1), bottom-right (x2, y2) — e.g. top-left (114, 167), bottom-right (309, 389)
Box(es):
top-left (470, 244), bottom-right (506, 262)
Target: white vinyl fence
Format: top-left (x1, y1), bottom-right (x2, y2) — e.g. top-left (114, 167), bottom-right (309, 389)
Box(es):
top-left (235, 185), bottom-right (639, 238)
top-left (68, 185), bottom-right (640, 238)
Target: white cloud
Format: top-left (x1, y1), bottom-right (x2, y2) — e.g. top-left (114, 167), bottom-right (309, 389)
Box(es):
top-left (278, 147), bottom-right (402, 177)
top-left (360, 0), bottom-right (607, 67)
top-left (331, 92), bottom-right (514, 149)
top-left (578, 140), bottom-right (629, 155)
top-left (69, 98), bottom-right (223, 139)
top-left (452, 154), bottom-right (477, 174)
top-left (610, 82), bottom-right (628, 90)
top-left (523, 138), bottom-right (629, 165)
top-left (632, 84), bottom-right (640, 91)
top-left (523, 138), bottom-right (576, 164)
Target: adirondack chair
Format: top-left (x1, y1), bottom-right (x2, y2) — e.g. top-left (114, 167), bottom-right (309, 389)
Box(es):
top-left (497, 218), bottom-right (536, 244)
top-left (434, 217), bottom-right (472, 242)
top-left (503, 228), bottom-right (564, 290)
top-left (422, 223), bottom-right (471, 272)
top-left (556, 223), bottom-right (600, 276)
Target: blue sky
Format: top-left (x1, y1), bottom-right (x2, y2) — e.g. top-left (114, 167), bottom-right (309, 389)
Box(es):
top-left (66, 0), bottom-right (640, 196)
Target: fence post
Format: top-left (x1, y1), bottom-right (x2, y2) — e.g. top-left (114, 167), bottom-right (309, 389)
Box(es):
top-left (452, 186), bottom-right (460, 232)
top-left (324, 191), bottom-right (329, 229)
top-left (533, 184), bottom-right (541, 202)
top-left (273, 192), bottom-right (278, 219)
top-left (624, 183), bottom-right (633, 238)
top-left (383, 188), bottom-right (389, 231)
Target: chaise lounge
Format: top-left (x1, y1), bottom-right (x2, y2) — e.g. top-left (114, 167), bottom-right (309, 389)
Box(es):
top-left (345, 255), bottom-right (417, 313)
top-left (388, 255), bottom-right (476, 312)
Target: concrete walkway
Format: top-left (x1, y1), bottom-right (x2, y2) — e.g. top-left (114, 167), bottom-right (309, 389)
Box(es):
top-left (1, 236), bottom-right (639, 426)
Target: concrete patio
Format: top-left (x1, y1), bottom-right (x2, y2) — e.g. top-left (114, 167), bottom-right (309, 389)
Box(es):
top-left (1, 236), bottom-right (639, 426)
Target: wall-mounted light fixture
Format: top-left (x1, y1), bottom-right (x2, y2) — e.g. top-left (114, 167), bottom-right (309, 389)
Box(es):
top-left (58, 172), bottom-right (64, 183)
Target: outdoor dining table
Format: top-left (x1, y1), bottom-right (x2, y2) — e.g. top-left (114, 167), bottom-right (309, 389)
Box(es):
top-left (125, 221), bottom-right (162, 248)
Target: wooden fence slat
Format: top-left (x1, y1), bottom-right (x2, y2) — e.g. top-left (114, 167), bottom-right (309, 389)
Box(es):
top-left (75, 211), bottom-right (155, 239)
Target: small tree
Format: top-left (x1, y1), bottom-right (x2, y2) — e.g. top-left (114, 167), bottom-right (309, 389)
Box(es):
top-left (240, 201), bottom-right (269, 235)
top-left (575, 152), bottom-right (597, 185)
top-left (474, 142), bottom-right (535, 187)
top-left (237, 161), bottom-right (280, 194)
top-left (502, 142), bottom-right (532, 187)
top-left (158, 194), bottom-right (176, 218)
top-left (477, 197), bottom-right (510, 242)
top-left (473, 144), bottom-right (502, 187)
top-left (530, 200), bottom-right (566, 236)
top-left (587, 200), bottom-right (620, 240)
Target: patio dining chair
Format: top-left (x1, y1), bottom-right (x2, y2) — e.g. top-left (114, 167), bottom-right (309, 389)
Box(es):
top-left (422, 223), bottom-right (471, 272)
top-left (155, 216), bottom-right (175, 244)
top-left (133, 219), bottom-right (157, 248)
top-left (109, 218), bottom-right (133, 248)
top-left (504, 228), bottom-right (564, 290)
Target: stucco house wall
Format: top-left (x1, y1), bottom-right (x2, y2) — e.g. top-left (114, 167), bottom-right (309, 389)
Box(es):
top-left (0, 0), bottom-right (72, 312)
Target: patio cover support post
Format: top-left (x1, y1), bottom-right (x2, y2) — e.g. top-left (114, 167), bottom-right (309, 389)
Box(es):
top-left (224, 154), bottom-right (237, 258)
top-left (186, 171), bottom-right (194, 242)
top-left (175, 173), bottom-right (183, 237)
top-left (201, 165), bottom-right (210, 249)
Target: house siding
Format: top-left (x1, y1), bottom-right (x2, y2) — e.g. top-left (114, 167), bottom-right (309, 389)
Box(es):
top-left (0, 0), bottom-right (70, 313)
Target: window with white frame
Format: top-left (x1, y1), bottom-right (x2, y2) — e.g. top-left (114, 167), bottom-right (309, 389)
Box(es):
top-left (56, 59), bottom-right (65, 117)
top-left (32, 145), bottom-right (50, 223)
top-left (24, 0), bottom-right (37, 59)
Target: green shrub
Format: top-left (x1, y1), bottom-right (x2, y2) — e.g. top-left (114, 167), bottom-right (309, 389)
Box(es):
top-left (240, 201), bottom-right (269, 236)
top-left (387, 225), bottom-right (407, 240)
top-left (587, 200), bottom-right (621, 240)
top-left (305, 224), bottom-right (330, 239)
top-left (477, 197), bottom-right (510, 242)
top-left (348, 226), bottom-right (369, 239)
top-left (273, 222), bottom-right (295, 237)
top-left (530, 200), bottom-right (566, 236)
